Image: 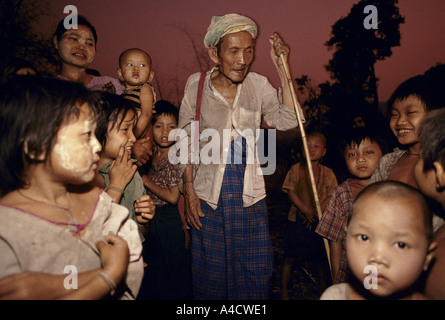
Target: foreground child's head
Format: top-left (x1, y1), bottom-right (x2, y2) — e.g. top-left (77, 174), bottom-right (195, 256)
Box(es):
top-left (341, 127), bottom-right (383, 181)
top-left (415, 108), bottom-right (445, 209)
top-left (388, 75), bottom-right (440, 147)
top-left (346, 181), bottom-right (436, 299)
top-left (152, 100), bottom-right (179, 149)
top-left (118, 48), bottom-right (153, 88)
top-left (0, 76), bottom-right (101, 195)
top-left (96, 92), bottom-right (138, 161)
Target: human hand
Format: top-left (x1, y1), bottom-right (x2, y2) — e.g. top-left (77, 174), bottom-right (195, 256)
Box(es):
top-left (134, 194), bottom-right (156, 225)
top-left (102, 82), bottom-right (117, 94)
top-left (108, 145), bottom-right (137, 190)
top-left (183, 182), bottom-right (205, 230)
top-left (132, 137), bottom-right (153, 166)
top-left (305, 210), bottom-right (319, 225)
top-left (269, 32), bottom-right (290, 69)
top-left (96, 234), bottom-right (129, 286)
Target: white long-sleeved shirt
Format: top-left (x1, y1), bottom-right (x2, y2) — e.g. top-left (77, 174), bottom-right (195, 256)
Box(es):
top-left (176, 68), bottom-right (302, 209)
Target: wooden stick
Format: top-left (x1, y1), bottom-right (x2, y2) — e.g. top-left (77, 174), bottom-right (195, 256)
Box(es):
top-left (280, 54), bottom-right (332, 275)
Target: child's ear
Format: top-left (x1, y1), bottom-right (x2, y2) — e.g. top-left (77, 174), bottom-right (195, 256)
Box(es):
top-left (148, 71), bottom-right (154, 83)
top-left (424, 241), bottom-right (438, 271)
top-left (117, 68), bottom-right (124, 82)
top-left (23, 140), bottom-right (45, 161)
top-left (433, 161), bottom-right (445, 188)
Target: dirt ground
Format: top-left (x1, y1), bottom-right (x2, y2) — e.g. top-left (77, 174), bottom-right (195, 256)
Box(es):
top-left (267, 189), bottom-right (330, 300)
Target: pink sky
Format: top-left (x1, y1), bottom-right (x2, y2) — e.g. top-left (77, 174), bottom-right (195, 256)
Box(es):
top-left (40, 0), bottom-right (445, 105)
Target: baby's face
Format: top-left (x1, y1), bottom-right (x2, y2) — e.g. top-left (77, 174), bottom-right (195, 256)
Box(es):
top-left (346, 193), bottom-right (431, 298)
top-left (118, 50), bottom-right (152, 87)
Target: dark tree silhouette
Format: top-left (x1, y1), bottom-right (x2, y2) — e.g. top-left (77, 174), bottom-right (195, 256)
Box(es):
top-left (321, 0), bottom-right (404, 132)
top-left (0, 0), bottom-right (57, 80)
top-left (291, 1), bottom-right (404, 179)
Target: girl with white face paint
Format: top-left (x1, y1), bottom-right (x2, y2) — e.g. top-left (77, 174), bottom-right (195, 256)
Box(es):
top-left (0, 76), bottom-right (144, 300)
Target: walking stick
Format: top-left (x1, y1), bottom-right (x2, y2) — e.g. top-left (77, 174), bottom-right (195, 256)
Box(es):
top-left (280, 54), bottom-right (333, 276)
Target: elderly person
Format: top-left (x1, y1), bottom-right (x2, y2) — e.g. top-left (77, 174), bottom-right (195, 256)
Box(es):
top-left (177, 13), bottom-right (304, 299)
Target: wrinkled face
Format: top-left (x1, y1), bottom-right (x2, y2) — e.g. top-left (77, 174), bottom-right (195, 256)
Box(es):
top-left (346, 193), bottom-right (431, 298)
top-left (344, 138), bottom-right (383, 181)
top-left (118, 50), bottom-right (153, 87)
top-left (210, 31), bottom-right (255, 84)
top-left (103, 110), bottom-right (137, 161)
top-left (55, 25), bottom-right (96, 69)
top-left (152, 113), bottom-right (177, 149)
top-left (389, 96), bottom-right (426, 146)
top-left (306, 135), bottom-right (326, 162)
top-left (50, 103), bottom-right (101, 184)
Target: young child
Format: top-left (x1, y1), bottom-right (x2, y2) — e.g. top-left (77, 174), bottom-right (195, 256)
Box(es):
top-left (320, 181), bottom-right (437, 300)
top-left (0, 76), bottom-right (143, 299)
top-left (370, 75), bottom-right (442, 188)
top-left (138, 100), bottom-right (193, 300)
top-left (316, 127), bottom-right (383, 284)
top-left (414, 108), bottom-right (445, 299)
top-left (93, 92), bottom-right (155, 242)
top-left (280, 131), bottom-right (338, 300)
top-left (118, 48), bottom-right (156, 166)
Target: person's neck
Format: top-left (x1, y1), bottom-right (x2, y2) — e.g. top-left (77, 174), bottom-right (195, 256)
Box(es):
top-left (23, 165), bottom-right (69, 203)
top-left (60, 64), bottom-right (91, 85)
top-left (406, 142), bottom-right (421, 156)
top-left (352, 177), bottom-right (370, 185)
top-left (154, 145), bottom-right (170, 159)
top-left (211, 69), bottom-right (239, 90)
top-left (98, 156), bottom-right (112, 170)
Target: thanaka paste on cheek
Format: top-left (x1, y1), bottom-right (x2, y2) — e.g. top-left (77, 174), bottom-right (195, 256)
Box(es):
top-left (53, 119), bottom-right (98, 181)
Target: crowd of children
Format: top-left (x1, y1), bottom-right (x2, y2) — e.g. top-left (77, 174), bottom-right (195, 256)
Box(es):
top-left (1, 14), bottom-right (445, 301)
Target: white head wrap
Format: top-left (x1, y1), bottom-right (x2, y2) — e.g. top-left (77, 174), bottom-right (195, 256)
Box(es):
top-left (204, 13), bottom-right (258, 48)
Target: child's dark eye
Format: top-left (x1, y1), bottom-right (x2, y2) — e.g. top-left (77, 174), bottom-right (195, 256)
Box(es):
top-left (395, 242), bottom-right (407, 249)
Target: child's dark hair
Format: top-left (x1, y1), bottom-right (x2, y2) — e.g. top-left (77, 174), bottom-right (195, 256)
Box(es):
top-left (95, 92), bottom-right (139, 147)
top-left (54, 15), bottom-right (98, 45)
top-left (0, 75), bottom-right (99, 195)
top-left (350, 181), bottom-right (434, 244)
top-left (387, 75), bottom-right (439, 115)
top-left (152, 100), bottom-right (179, 125)
top-left (119, 48), bottom-right (152, 68)
top-left (418, 108), bottom-right (445, 172)
top-left (306, 131), bottom-right (327, 147)
top-left (339, 126), bottom-right (383, 155)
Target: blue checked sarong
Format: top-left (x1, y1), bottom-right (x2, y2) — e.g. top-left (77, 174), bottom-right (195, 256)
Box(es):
top-left (190, 137), bottom-right (273, 300)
